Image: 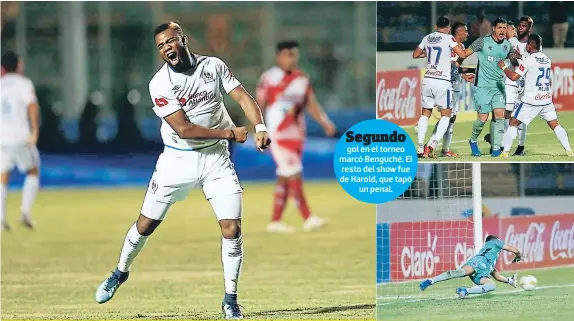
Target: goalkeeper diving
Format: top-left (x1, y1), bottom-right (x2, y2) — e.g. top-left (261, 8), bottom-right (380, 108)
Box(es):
top-left (419, 235), bottom-right (522, 298)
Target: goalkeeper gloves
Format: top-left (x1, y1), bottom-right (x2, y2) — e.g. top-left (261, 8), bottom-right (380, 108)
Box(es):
top-left (508, 272), bottom-right (518, 288)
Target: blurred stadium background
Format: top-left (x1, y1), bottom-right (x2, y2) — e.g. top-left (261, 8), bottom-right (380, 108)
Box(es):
top-left (1, 1), bottom-right (375, 187)
top-left (1, 2), bottom-right (376, 320)
top-left (376, 1), bottom-right (574, 160)
top-left (377, 163), bottom-right (574, 320)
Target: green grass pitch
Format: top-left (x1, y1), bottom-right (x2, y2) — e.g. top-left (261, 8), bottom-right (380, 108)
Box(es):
top-left (1, 182), bottom-right (375, 320)
top-left (408, 111), bottom-right (574, 162)
top-left (377, 266), bottom-right (574, 321)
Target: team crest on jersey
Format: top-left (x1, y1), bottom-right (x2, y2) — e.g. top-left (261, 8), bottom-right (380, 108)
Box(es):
top-left (150, 180), bottom-right (158, 194)
top-left (488, 46), bottom-right (493, 51)
top-left (504, 45), bottom-right (508, 51)
top-left (201, 71), bottom-right (215, 84)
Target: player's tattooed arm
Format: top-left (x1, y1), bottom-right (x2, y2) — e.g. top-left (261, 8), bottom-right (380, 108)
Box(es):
top-left (307, 91), bottom-right (336, 137)
top-left (229, 85), bottom-right (271, 151)
top-left (497, 60), bottom-right (522, 81)
top-left (164, 110), bottom-right (247, 142)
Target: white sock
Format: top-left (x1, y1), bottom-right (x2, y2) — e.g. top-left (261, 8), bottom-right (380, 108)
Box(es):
top-left (504, 119), bottom-right (510, 132)
top-left (117, 223), bottom-right (149, 272)
top-left (518, 123), bottom-right (527, 146)
top-left (21, 175), bottom-right (39, 218)
top-left (442, 121), bottom-right (454, 152)
top-left (502, 126), bottom-right (518, 152)
top-left (428, 122), bottom-right (438, 147)
top-left (554, 125), bottom-right (572, 152)
top-left (1, 184), bottom-right (6, 222)
top-left (428, 116), bottom-right (450, 148)
top-left (222, 235), bottom-right (243, 295)
top-left (417, 115), bottom-right (429, 145)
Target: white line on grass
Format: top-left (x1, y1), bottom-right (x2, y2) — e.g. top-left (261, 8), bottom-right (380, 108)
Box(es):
top-left (449, 128), bottom-right (574, 145)
top-left (376, 283), bottom-right (574, 305)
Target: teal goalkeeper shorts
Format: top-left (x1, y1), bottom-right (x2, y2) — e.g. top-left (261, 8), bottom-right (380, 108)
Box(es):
top-left (465, 256), bottom-right (491, 285)
top-left (473, 87), bottom-right (506, 114)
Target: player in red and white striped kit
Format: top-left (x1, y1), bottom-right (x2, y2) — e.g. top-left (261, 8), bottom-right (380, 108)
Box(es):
top-left (256, 41), bottom-right (336, 233)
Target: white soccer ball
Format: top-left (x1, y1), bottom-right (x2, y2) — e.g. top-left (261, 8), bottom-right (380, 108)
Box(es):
top-left (519, 275), bottom-right (538, 291)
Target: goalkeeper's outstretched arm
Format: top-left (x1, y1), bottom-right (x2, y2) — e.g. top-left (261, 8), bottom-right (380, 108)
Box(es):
top-left (503, 244), bottom-right (522, 263)
top-left (491, 269), bottom-right (518, 288)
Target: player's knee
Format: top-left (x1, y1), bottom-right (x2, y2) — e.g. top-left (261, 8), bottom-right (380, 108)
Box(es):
top-left (220, 219), bottom-right (241, 239)
top-left (136, 214), bottom-right (162, 236)
top-left (26, 167), bottom-right (39, 176)
top-left (548, 120), bottom-right (559, 130)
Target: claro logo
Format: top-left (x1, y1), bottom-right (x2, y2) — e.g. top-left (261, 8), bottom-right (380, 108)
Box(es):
top-left (401, 232), bottom-right (440, 278)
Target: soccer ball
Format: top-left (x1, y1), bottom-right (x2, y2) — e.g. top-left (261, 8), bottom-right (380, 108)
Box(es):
top-left (519, 275), bottom-right (538, 291)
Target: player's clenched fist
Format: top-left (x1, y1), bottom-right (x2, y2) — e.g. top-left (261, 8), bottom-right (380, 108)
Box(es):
top-left (231, 127), bottom-right (248, 143)
top-left (255, 131), bottom-right (271, 152)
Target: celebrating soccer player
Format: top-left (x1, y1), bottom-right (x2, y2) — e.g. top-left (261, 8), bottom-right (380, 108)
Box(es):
top-left (1, 51), bottom-right (40, 231)
top-left (419, 235), bottom-right (521, 298)
top-left (256, 41), bottom-right (335, 233)
top-left (412, 16), bottom-right (468, 158)
top-left (94, 22), bottom-right (271, 319)
top-left (498, 34), bottom-right (573, 157)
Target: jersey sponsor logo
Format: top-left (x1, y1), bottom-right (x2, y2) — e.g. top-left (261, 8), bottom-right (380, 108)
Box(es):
top-left (549, 220), bottom-right (574, 260)
top-left (427, 35), bottom-right (442, 44)
top-left (201, 71), bottom-right (215, 84)
top-left (172, 85), bottom-right (181, 91)
top-left (535, 56), bottom-right (550, 64)
top-left (535, 92), bottom-right (552, 100)
top-left (185, 90), bottom-right (216, 106)
top-left (154, 97), bottom-right (168, 107)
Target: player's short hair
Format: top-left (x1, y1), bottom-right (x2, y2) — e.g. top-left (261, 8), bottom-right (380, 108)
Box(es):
top-left (507, 21), bottom-right (515, 28)
top-left (519, 16), bottom-right (534, 28)
top-left (528, 34), bottom-right (542, 50)
top-left (276, 40), bottom-right (299, 52)
top-left (1, 51), bottom-right (19, 72)
top-left (485, 235), bottom-right (499, 242)
top-left (436, 16), bottom-right (450, 29)
top-left (154, 21), bottom-right (187, 45)
top-left (492, 17), bottom-right (507, 27)
top-left (451, 22), bottom-right (466, 36)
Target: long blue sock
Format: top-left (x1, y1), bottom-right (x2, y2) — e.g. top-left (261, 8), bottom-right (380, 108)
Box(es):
top-left (467, 282), bottom-right (496, 294)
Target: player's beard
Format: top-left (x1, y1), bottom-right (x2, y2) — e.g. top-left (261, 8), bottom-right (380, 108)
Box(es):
top-left (518, 31), bottom-right (529, 41)
top-left (167, 48), bottom-right (193, 72)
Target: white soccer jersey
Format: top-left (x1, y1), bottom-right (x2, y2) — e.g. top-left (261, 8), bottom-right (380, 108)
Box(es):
top-left (515, 52), bottom-right (552, 106)
top-left (505, 37), bottom-right (542, 87)
top-left (450, 43), bottom-right (465, 90)
top-left (149, 55), bottom-right (241, 150)
top-left (1, 73), bottom-right (37, 146)
top-left (418, 32), bottom-right (459, 81)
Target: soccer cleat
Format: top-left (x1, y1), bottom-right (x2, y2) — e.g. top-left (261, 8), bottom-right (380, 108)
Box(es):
top-left (422, 145), bottom-right (434, 158)
top-left (417, 144), bottom-right (424, 157)
top-left (501, 151), bottom-right (510, 159)
top-left (441, 150), bottom-right (459, 157)
top-left (95, 268), bottom-right (129, 304)
top-left (20, 216), bottom-right (35, 230)
top-left (491, 149), bottom-right (502, 157)
top-left (1, 221), bottom-right (11, 232)
top-left (567, 151), bottom-right (574, 156)
top-left (419, 279), bottom-right (432, 291)
top-left (456, 287), bottom-right (469, 298)
top-left (513, 145), bottom-right (525, 156)
top-left (469, 140), bottom-right (481, 157)
top-left (222, 302), bottom-right (243, 320)
top-left (266, 222), bottom-right (295, 233)
top-left (303, 215), bottom-right (327, 232)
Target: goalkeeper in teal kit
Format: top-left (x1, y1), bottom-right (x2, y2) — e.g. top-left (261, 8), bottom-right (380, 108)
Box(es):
top-left (419, 235), bottom-right (522, 298)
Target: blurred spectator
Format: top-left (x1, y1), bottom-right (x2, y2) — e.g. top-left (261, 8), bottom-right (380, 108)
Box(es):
top-left (550, 1), bottom-right (569, 48)
top-left (78, 100), bottom-right (99, 150)
top-left (470, 8), bottom-right (492, 39)
top-left (316, 43), bottom-right (340, 91)
top-left (113, 90), bottom-right (143, 150)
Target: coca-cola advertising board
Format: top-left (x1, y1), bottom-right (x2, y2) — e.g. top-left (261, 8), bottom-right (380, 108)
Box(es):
top-left (552, 62), bottom-right (574, 111)
top-left (376, 70), bottom-right (421, 126)
top-left (386, 214), bottom-right (574, 282)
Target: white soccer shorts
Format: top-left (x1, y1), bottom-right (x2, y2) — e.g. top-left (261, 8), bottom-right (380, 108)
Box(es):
top-left (421, 78), bottom-right (454, 110)
top-left (505, 84), bottom-right (520, 112)
top-left (270, 142), bottom-right (303, 177)
top-left (140, 140), bottom-right (243, 221)
top-left (513, 101), bottom-right (557, 126)
top-left (1, 144), bottom-right (41, 173)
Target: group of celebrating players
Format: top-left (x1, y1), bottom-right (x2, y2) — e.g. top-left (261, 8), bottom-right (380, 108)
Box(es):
top-left (414, 15), bottom-right (574, 158)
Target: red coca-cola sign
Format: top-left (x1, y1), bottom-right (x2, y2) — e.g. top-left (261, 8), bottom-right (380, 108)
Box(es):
top-left (376, 70), bottom-right (421, 126)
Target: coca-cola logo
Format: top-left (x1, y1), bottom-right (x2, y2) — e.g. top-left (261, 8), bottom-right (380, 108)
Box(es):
top-left (535, 92), bottom-right (552, 100)
top-left (377, 76), bottom-right (418, 121)
top-left (401, 232), bottom-right (440, 278)
top-left (550, 221), bottom-right (574, 260)
top-left (504, 223), bottom-right (545, 264)
top-left (552, 66), bottom-right (574, 98)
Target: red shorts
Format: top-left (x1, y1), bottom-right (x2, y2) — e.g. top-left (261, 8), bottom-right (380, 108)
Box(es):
top-left (270, 140), bottom-right (303, 177)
